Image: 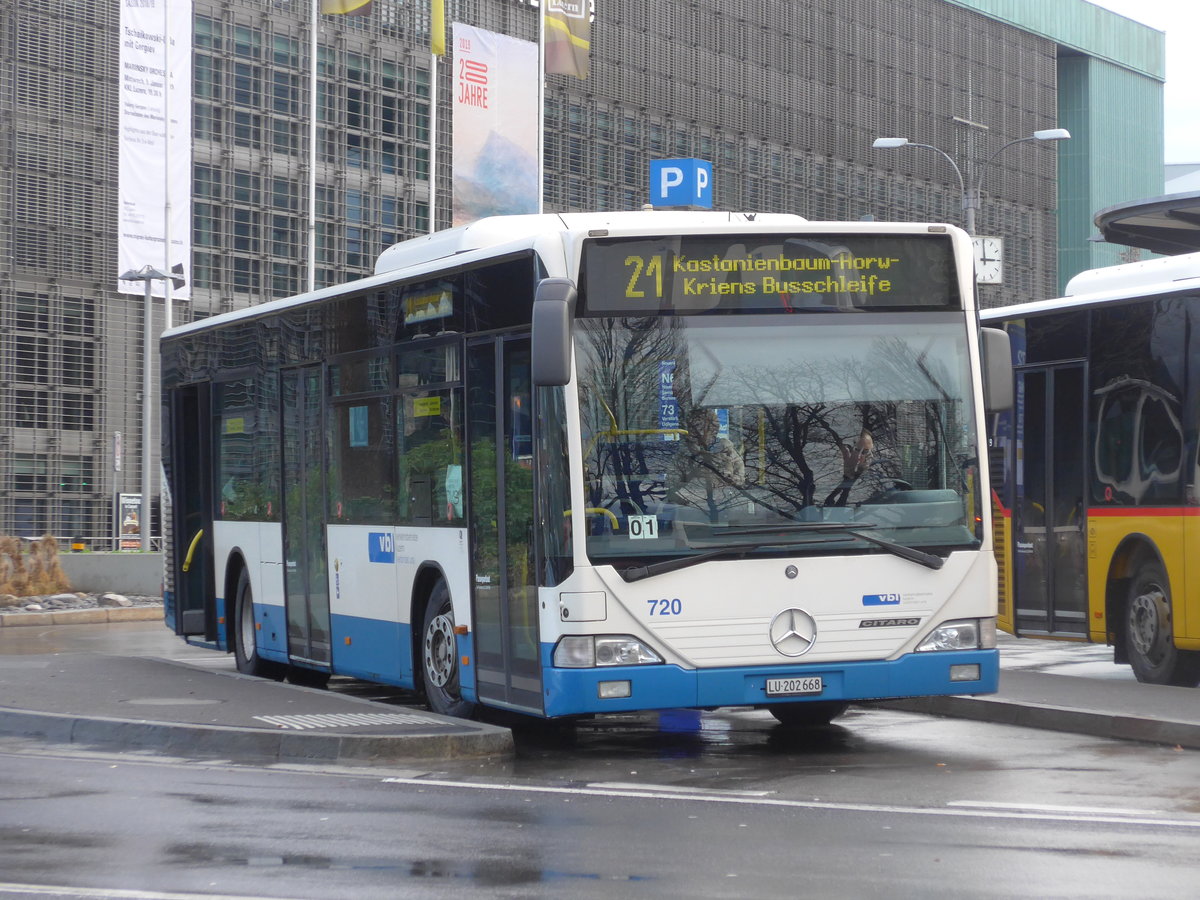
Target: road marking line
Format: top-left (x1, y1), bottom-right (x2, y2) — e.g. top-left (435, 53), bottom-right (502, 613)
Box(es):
top-left (0, 883), bottom-right (302, 900)
top-left (593, 781), bottom-right (776, 797)
top-left (378, 776), bottom-right (1200, 829)
top-left (253, 711), bottom-right (441, 730)
top-left (948, 800), bottom-right (1163, 817)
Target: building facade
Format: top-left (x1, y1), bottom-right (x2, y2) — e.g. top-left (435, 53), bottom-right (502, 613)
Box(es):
top-left (0, 0), bottom-right (1164, 543)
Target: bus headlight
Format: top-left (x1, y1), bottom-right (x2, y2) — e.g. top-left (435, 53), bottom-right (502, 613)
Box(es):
top-left (553, 635), bottom-right (663, 668)
top-left (916, 617), bottom-right (997, 652)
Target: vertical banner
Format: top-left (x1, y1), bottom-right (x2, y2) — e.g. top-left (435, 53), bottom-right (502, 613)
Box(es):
top-left (545, 0), bottom-right (590, 79)
top-left (452, 24), bottom-right (539, 226)
top-left (118, 0), bottom-right (192, 299)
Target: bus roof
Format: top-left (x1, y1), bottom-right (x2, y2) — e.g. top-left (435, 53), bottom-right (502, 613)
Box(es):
top-left (981, 250), bottom-right (1200, 323)
top-left (372, 210), bottom-right (808, 275)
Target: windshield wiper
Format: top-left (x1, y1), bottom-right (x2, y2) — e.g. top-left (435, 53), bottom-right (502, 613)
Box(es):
top-left (622, 541), bottom-right (811, 582)
top-left (715, 522), bottom-right (945, 570)
top-left (620, 523), bottom-right (943, 583)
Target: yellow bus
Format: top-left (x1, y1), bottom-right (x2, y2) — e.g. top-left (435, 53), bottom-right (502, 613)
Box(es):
top-left (983, 251), bottom-right (1200, 685)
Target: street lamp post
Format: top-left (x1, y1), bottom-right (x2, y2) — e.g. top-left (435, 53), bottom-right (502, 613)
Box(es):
top-left (871, 127), bottom-right (1070, 236)
top-left (118, 265), bottom-right (170, 552)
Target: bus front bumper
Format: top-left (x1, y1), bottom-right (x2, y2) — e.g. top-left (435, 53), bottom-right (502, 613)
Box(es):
top-left (539, 648), bottom-right (998, 718)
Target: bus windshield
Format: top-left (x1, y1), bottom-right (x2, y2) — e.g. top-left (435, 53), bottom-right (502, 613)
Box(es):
top-left (575, 313), bottom-right (981, 568)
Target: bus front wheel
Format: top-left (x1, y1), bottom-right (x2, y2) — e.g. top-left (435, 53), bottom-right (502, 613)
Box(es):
top-left (232, 569), bottom-right (285, 680)
top-left (1124, 557), bottom-right (1200, 687)
top-left (421, 581), bottom-right (476, 719)
top-left (767, 701), bottom-right (849, 727)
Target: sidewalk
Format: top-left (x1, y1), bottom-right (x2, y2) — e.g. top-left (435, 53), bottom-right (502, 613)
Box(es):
top-left (0, 604), bottom-right (512, 765)
top-left (882, 633), bottom-right (1200, 750)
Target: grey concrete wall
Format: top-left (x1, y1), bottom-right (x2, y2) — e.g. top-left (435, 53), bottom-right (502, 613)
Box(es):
top-left (58, 552), bottom-right (163, 597)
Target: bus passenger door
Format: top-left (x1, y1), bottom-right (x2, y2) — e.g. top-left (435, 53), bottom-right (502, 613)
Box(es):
top-left (167, 383), bottom-right (215, 638)
top-left (1014, 365), bottom-right (1088, 635)
top-left (468, 336), bottom-right (544, 714)
top-left (281, 365), bottom-right (332, 667)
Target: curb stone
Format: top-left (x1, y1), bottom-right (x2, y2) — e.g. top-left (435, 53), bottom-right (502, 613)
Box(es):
top-left (0, 605), bottom-right (163, 627)
top-left (0, 706), bottom-right (515, 764)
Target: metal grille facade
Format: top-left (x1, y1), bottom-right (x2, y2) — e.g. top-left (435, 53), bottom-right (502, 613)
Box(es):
top-left (0, 0), bottom-right (1129, 545)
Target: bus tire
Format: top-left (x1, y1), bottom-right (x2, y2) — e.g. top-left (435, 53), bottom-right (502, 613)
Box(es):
top-left (232, 568), bottom-right (285, 680)
top-left (421, 580), bottom-right (476, 719)
top-left (767, 701), bottom-right (849, 727)
top-left (1124, 556), bottom-right (1200, 687)
top-left (286, 665), bottom-right (330, 688)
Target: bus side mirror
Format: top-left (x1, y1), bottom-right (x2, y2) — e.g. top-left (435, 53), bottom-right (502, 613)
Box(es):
top-left (532, 277), bottom-right (577, 386)
top-left (981, 327), bottom-right (1013, 413)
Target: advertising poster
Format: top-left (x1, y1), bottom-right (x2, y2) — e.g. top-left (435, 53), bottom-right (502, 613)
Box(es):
top-left (117, 494), bottom-right (143, 551)
top-left (118, 0), bottom-right (192, 299)
top-left (451, 23), bottom-right (538, 226)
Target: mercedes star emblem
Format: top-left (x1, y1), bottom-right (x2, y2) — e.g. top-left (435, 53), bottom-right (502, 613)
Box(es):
top-left (769, 607), bottom-right (818, 657)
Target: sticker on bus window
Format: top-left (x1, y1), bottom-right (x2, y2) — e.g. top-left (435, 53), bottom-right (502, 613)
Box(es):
top-left (413, 396), bottom-right (441, 417)
top-left (628, 515), bottom-right (659, 539)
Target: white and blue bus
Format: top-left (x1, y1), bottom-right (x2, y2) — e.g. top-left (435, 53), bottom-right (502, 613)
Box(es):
top-left (162, 210), bottom-right (1007, 725)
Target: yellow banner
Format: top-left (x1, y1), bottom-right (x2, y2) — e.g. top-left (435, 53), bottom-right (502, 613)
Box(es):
top-left (321, 0), bottom-right (372, 15)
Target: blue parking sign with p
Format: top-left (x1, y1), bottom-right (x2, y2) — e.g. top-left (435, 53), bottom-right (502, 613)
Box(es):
top-left (649, 159), bottom-right (713, 209)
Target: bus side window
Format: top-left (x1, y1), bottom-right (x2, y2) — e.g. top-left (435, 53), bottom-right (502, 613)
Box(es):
top-left (399, 387), bottom-right (464, 526)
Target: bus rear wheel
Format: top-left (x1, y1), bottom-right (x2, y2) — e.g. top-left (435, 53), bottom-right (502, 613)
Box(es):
top-left (768, 701), bottom-right (849, 727)
top-left (421, 581), bottom-right (476, 719)
top-left (1124, 557), bottom-right (1200, 687)
top-left (232, 569), bottom-right (285, 680)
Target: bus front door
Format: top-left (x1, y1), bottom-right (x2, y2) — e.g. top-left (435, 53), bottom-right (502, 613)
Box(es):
top-left (167, 383), bottom-right (215, 638)
top-left (281, 365), bottom-right (332, 668)
top-left (1014, 365), bottom-right (1088, 636)
top-left (468, 336), bottom-right (544, 714)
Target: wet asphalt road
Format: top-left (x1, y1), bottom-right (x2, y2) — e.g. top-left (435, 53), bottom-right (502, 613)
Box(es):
top-left (1, 621), bottom-right (1199, 898)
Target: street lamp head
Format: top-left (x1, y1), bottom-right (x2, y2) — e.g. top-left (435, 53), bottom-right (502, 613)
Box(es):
top-left (1033, 128), bottom-right (1070, 142)
top-left (872, 137), bottom-right (910, 149)
top-left (120, 265), bottom-right (170, 282)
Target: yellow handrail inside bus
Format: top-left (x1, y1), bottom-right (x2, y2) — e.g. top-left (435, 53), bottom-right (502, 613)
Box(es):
top-left (584, 427), bottom-right (686, 461)
top-left (182, 529), bottom-right (204, 573)
top-left (565, 507), bottom-right (620, 532)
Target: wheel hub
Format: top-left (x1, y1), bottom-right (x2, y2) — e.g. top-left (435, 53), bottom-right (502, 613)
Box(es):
top-left (1129, 587), bottom-right (1169, 662)
top-left (424, 613), bottom-right (456, 688)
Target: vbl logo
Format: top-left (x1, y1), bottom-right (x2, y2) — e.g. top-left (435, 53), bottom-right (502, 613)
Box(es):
top-left (369, 532), bottom-right (395, 563)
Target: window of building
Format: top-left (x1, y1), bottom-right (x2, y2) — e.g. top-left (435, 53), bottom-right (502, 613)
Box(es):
top-left (15, 335), bottom-right (49, 384)
top-left (62, 340), bottom-right (94, 389)
top-left (13, 455), bottom-right (48, 492)
top-left (233, 24), bottom-right (262, 60)
top-left (61, 394), bottom-right (95, 431)
top-left (59, 457), bottom-right (94, 493)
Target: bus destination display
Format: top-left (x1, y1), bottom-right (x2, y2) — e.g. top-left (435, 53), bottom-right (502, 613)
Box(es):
top-left (580, 233), bottom-right (961, 315)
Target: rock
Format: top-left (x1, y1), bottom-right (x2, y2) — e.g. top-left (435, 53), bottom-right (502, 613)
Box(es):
top-left (23, 603), bottom-right (44, 611)
top-left (0, 594), bottom-right (19, 608)
top-left (99, 593), bottom-right (133, 608)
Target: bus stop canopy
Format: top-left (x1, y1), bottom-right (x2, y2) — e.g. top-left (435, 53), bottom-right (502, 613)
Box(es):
top-left (1095, 191), bottom-right (1200, 256)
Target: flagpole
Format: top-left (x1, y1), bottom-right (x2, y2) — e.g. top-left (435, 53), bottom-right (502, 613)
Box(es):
top-left (162, 0), bottom-right (173, 331)
top-left (429, 52), bottom-right (438, 234)
top-left (307, 0), bottom-right (319, 292)
top-left (537, 0), bottom-right (545, 214)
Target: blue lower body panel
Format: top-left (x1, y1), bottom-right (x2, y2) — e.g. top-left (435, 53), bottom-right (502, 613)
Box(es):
top-left (539, 649), bottom-right (998, 718)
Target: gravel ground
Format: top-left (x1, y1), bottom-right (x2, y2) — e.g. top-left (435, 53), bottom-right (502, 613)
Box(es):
top-left (0, 591), bottom-right (163, 614)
